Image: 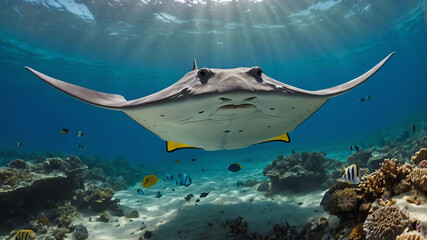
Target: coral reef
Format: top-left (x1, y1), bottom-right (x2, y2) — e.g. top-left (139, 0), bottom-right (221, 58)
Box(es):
top-left (407, 168), bottom-right (427, 191)
top-left (8, 159), bottom-right (28, 169)
top-left (0, 156), bottom-right (86, 228)
top-left (412, 148), bottom-right (427, 166)
top-left (363, 206), bottom-right (411, 240)
top-left (228, 216), bottom-right (248, 236)
top-left (263, 152), bottom-right (337, 192)
top-left (71, 187), bottom-right (123, 215)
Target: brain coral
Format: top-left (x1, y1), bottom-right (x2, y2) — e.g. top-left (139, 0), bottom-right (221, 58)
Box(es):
top-left (407, 168), bottom-right (427, 192)
top-left (396, 230), bottom-right (426, 240)
top-left (336, 188), bottom-right (358, 212)
top-left (363, 206), bottom-right (411, 240)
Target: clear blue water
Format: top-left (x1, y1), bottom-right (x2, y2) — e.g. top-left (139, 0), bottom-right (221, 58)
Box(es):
top-left (0, 0), bottom-right (426, 167)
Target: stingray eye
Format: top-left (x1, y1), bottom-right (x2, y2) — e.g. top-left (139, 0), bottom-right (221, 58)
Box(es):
top-left (197, 68), bottom-right (210, 84)
top-left (249, 67), bottom-right (263, 82)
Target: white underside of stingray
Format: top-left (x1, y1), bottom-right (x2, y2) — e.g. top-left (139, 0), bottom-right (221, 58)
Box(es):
top-left (26, 52), bottom-right (394, 151)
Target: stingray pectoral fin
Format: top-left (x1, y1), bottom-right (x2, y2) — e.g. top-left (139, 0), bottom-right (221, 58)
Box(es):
top-left (310, 52), bottom-right (395, 98)
top-left (166, 141), bottom-right (200, 152)
top-left (256, 133), bottom-right (290, 145)
top-left (25, 67), bottom-right (127, 110)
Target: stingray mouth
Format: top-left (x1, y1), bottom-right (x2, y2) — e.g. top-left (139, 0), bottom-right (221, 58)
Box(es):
top-left (212, 104), bottom-right (258, 116)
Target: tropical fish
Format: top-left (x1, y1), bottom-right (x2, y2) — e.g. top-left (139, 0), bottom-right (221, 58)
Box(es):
top-left (200, 192), bottom-right (209, 198)
top-left (412, 124), bottom-right (416, 133)
top-left (191, 158), bottom-right (197, 162)
top-left (14, 230), bottom-right (36, 240)
top-left (77, 144), bottom-right (85, 150)
top-left (142, 174), bottom-right (160, 188)
top-left (195, 199), bottom-right (200, 203)
top-left (236, 181), bottom-right (243, 187)
top-left (177, 172), bottom-right (192, 187)
top-left (76, 131), bottom-right (84, 138)
top-left (137, 189), bottom-right (144, 196)
top-left (228, 163), bottom-right (243, 172)
top-left (175, 160), bottom-right (181, 163)
top-left (26, 53), bottom-right (394, 152)
top-left (201, 168), bottom-right (206, 172)
top-left (343, 164), bottom-right (360, 185)
top-left (17, 142), bottom-right (22, 148)
top-left (366, 95), bottom-right (371, 100)
top-left (354, 145), bottom-right (360, 152)
top-left (359, 97), bottom-right (366, 102)
top-left (184, 194), bottom-right (194, 201)
top-left (155, 191), bottom-right (162, 198)
top-left (61, 128), bottom-right (69, 134)
top-left (162, 174), bottom-right (174, 182)
top-left (350, 146), bottom-right (353, 151)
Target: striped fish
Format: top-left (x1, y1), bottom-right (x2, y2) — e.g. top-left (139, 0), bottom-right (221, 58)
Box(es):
top-left (15, 230), bottom-right (36, 240)
top-left (343, 164), bottom-right (360, 185)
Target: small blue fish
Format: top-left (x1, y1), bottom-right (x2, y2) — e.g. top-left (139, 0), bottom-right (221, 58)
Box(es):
top-left (17, 142), bottom-right (22, 148)
top-left (162, 174), bottom-right (174, 182)
top-left (137, 189), bottom-right (144, 196)
top-left (236, 181), bottom-right (243, 187)
top-left (228, 163), bottom-right (243, 172)
top-left (176, 172), bottom-right (192, 187)
top-left (155, 191), bottom-right (162, 198)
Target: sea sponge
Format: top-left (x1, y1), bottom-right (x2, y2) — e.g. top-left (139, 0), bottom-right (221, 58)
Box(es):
top-left (396, 229), bottom-right (426, 240)
top-left (350, 224), bottom-right (365, 240)
top-left (412, 148), bottom-right (427, 165)
top-left (336, 188), bottom-right (358, 212)
top-left (363, 206), bottom-right (411, 240)
top-left (407, 168), bottom-right (427, 191)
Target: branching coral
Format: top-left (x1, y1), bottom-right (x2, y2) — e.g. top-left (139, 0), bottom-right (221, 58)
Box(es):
top-left (336, 188), bottom-right (358, 212)
top-left (407, 168), bottom-right (427, 192)
top-left (412, 148), bottom-right (427, 166)
top-left (359, 159), bottom-right (412, 199)
top-left (363, 206), bottom-right (411, 240)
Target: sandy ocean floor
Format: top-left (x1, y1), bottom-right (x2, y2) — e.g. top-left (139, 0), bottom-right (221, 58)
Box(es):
top-left (72, 170), bottom-right (329, 240)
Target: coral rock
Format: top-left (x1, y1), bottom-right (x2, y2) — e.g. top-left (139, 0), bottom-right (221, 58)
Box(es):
top-left (73, 225), bottom-right (89, 240)
top-left (363, 206), bottom-right (411, 240)
top-left (412, 148), bottom-right (427, 165)
top-left (407, 168), bottom-right (427, 192)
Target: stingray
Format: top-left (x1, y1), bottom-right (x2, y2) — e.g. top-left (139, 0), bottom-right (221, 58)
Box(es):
top-left (25, 52), bottom-right (394, 152)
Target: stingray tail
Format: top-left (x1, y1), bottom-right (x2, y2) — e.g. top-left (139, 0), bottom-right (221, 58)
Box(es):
top-left (311, 52), bottom-right (395, 98)
top-left (25, 67), bottom-right (128, 110)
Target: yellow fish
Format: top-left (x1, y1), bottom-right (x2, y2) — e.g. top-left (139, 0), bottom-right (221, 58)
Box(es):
top-left (175, 160), bottom-right (181, 163)
top-left (142, 174), bottom-right (160, 188)
top-left (15, 230), bottom-right (36, 240)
